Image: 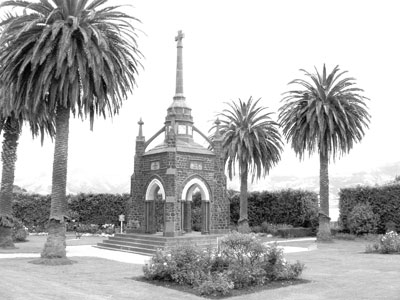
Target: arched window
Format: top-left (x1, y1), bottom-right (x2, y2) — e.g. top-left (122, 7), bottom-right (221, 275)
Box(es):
top-left (181, 177), bottom-right (210, 201)
top-left (145, 178), bottom-right (166, 200)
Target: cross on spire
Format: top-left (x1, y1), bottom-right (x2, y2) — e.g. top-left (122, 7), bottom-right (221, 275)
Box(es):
top-left (175, 30), bottom-right (185, 47)
top-left (174, 30), bottom-right (185, 98)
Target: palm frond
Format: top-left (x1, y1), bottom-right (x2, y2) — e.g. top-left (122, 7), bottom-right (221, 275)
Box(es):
top-left (210, 97), bottom-right (283, 182)
top-left (279, 64), bottom-right (370, 161)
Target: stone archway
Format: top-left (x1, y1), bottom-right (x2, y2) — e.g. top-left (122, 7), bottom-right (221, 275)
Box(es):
top-left (181, 177), bottom-right (211, 234)
top-left (145, 178), bottom-right (166, 233)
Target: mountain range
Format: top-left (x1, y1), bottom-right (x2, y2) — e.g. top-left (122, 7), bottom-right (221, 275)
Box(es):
top-left (16, 161), bottom-right (400, 220)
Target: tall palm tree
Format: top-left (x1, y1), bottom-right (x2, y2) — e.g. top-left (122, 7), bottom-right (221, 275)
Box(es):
top-left (0, 0), bottom-right (142, 261)
top-left (0, 111), bottom-right (55, 249)
top-left (212, 97), bottom-right (283, 233)
top-left (279, 65), bottom-right (370, 241)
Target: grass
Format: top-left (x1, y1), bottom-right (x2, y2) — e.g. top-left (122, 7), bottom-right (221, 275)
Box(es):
top-left (0, 233), bottom-right (105, 253)
top-left (1, 236), bottom-right (400, 299)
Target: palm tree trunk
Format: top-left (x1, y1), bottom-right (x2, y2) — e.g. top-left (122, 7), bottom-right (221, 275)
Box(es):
top-left (0, 117), bottom-right (20, 248)
top-left (317, 151), bottom-right (332, 241)
top-left (238, 164), bottom-right (250, 233)
top-left (41, 104), bottom-right (70, 259)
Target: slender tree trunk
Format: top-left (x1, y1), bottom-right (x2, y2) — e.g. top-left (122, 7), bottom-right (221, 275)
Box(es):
top-left (0, 117), bottom-right (20, 248)
top-left (317, 151), bottom-right (332, 241)
top-left (41, 105), bottom-right (70, 259)
top-left (238, 164), bottom-right (250, 233)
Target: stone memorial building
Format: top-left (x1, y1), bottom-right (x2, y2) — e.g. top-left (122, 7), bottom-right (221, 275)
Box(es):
top-left (128, 31), bottom-right (230, 237)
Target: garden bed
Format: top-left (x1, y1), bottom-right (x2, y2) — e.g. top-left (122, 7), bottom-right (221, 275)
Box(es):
top-left (132, 276), bottom-right (309, 299)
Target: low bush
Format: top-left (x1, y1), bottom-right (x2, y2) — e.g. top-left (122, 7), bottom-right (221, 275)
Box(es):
top-left (260, 222), bottom-right (293, 236)
top-left (366, 231), bottom-right (400, 254)
top-left (347, 203), bottom-right (378, 235)
top-left (333, 233), bottom-right (356, 241)
top-left (251, 225), bottom-right (263, 233)
top-left (12, 219), bottom-right (28, 242)
top-left (196, 273), bottom-right (234, 296)
top-left (191, 207), bottom-right (202, 232)
top-left (276, 227), bottom-right (313, 238)
top-left (339, 184), bottom-right (400, 234)
top-left (143, 232), bottom-right (305, 296)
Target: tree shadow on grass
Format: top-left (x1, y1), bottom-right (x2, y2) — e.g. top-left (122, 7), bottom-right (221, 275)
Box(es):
top-left (29, 258), bottom-right (77, 265)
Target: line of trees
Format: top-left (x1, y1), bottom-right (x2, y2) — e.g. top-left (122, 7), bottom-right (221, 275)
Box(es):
top-left (211, 65), bottom-right (370, 241)
top-left (0, 1), bottom-right (370, 266)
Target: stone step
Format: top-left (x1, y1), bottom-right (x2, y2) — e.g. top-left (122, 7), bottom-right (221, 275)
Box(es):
top-left (98, 233), bottom-right (223, 256)
top-left (96, 243), bottom-right (155, 256)
top-left (102, 239), bottom-right (163, 250)
top-left (109, 236), bottom-right (166, 246)
top-left (114, 233), bottom-right (166, 242)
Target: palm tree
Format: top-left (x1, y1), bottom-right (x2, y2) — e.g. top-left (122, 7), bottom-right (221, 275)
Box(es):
top-left (0, 0), bottom-right (142, 261)
top-left (279, 64), bottom-right (370, 241)
top-left (0, 111), bottom-right (55, 249)
top-left (212, 97), bottom-right (283, 233)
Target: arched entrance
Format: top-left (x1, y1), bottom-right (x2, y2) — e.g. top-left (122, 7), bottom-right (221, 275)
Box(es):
top-left (181, 177), bottom-right (211, 234)
top-left (145, 178), bottom-right (166, 234)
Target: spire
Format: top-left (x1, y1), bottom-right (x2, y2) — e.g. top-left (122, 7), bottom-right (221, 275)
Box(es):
top-left (174, 30), bottom-right (185, 100)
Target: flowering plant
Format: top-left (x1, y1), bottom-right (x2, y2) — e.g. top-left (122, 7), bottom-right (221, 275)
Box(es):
top-left (366, 231), bottom-right (400, 254)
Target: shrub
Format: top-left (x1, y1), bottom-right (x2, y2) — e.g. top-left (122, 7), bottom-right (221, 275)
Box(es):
top-left (276, 227), bottom-right (313, 238)
top-left (143, 244), bottom-right (213, 286)
top-left (220, 232), bottom-right (267, 267)
top-left (333, 233), bottom-right (356, 240)
top-left (191, 207), bottom-right (202, 232)
top-left (347, 203), bottom-right (378, 235)
top-left (365, 231), bottom-right (400, 254)
top-left (280, 261), bottom-right (305, 280)
top-left (260, 222), bottom-right (292, 235)
top-left (143, 233), bottom-right (305, 294)
top-left (259, 243), bottom-right (289, 280)
top-left (196, 272), bottom-right (234, 296)
top-left (339, 184), bottom-right (400, 234)
top-left (12, 219), bottom-right (28, 242)
top-left (169, 245), bottom-right (212, 286)
top-left (251, 225), bottom-right (263, 233)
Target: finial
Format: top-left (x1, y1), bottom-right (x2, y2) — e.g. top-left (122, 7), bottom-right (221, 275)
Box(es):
top-left (214, 118), bottom-right (221, 137)
top-left (137, 118), bottom-right (144, 139)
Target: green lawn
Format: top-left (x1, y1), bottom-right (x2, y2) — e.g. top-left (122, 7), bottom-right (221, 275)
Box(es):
top-left (1, 237), bottom-right (399, 300)
top-left (0, 234), bottom-right (104, 254)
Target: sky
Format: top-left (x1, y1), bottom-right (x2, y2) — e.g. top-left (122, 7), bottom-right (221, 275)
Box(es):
top-left (3, 0), bottom-right (400, 193)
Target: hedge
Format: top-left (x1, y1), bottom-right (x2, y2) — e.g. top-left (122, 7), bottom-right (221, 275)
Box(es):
top-left (12, 193), bottom-right (130, 231)
top-left (12, 188), bottom-right (319, 232)
top-left (229, 189), bottom-right (319, 230)
top-left (339, 183), bottom-right (400, 233)
top-left (68, 193), bottom-right (130, 225)
top-left (12, 193), bottom-right (51, 232)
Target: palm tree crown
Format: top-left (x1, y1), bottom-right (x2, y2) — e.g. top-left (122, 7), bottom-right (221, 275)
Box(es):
top-left (279, 64), bottom-right (370, 160)
top-left (216, 97), bottom-right (283, 180)
top-left (0, 0), bottom-right (142, 127)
